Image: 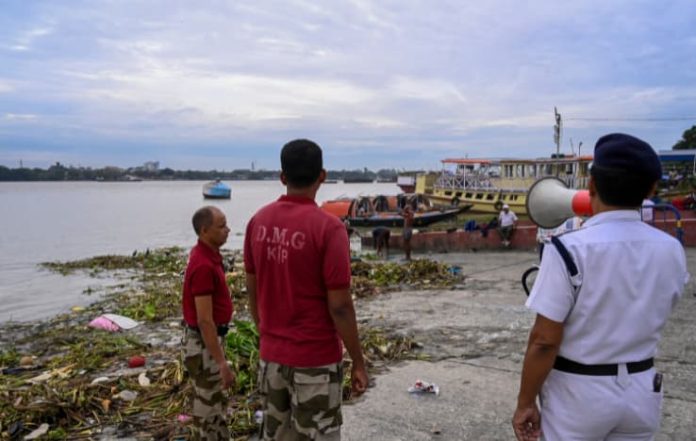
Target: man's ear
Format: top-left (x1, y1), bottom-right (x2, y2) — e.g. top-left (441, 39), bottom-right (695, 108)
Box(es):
top-left (318, 169), bottom-right (327, 183)
top-left (588, 176), bottom-right (597, 197)
top-left (280, 171), bottom-right (288, 186)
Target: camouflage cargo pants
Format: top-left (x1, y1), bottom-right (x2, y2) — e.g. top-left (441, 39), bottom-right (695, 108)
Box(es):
top-left (182, 328), bottom-right (230, 441)
top-left (258, 360), bottom-right (343, 441)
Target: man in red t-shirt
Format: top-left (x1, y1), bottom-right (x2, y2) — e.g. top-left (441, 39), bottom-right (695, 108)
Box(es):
top-left (182, 206), bottom-right (234, 440)
top-left (245, 139), bottom-right (368, 440)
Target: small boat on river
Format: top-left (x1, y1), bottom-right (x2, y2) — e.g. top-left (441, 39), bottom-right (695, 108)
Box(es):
top-left (202, 179), bottom-right (231, 199)
top-left (321, 194), bottom-right (470, 227)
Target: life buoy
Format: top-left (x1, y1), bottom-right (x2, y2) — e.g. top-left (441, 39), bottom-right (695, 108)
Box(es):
top-left (451, 197), bottom-right (460, 207)
top-left (494, 200), bottom-right (504, 211)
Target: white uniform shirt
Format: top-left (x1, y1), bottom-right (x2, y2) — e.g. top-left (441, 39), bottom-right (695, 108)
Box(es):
top-left (526, 210), bottom-right (688, 364)
top-left (498, 210), bottom-right (518, 227)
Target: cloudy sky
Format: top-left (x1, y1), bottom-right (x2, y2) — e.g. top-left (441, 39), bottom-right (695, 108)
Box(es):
top-left (1, 1), bottom-right (695, 170)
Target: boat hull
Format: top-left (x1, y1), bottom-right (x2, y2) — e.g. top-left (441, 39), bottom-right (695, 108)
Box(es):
top-left (203, 192), bottom-right (231, 199)
top-left (346, 206), bottom-right (470, 228)
top-left (426, 189), bottom-right (526, 214)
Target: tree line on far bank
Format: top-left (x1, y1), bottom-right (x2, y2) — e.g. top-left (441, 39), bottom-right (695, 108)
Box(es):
top-left (0, 163), bottom-right (413, 182)
top-left (4, 125), bottom-right (694, 182)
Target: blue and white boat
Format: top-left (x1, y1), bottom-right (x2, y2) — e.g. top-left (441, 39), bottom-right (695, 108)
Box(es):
top-left (202, 179), bottom-right (231, 199)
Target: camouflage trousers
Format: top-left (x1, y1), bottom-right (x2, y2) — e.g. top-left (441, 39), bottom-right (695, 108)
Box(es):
top-left (182, 328), bottom-right (229, 441)
top-left (258, 359), bottom-right (343, 441)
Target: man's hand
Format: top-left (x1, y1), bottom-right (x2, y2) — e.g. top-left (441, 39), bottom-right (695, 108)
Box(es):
top-left (512, 404), bottom-right (541, 441)
top-left (219, 361), bottom-right (235, 389)
top-left (350, 363), bottom-right (369, 397)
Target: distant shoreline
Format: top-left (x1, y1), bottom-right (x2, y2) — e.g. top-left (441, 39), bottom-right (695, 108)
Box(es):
top-left (0, 164), bottom-right (409, 183)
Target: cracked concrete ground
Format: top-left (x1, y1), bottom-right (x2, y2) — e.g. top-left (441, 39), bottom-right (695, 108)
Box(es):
top-left (341, 249), bottom-right (696, 441)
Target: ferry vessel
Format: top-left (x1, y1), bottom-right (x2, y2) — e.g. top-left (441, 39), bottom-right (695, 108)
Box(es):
top-left (415, 155), bottom-right (592, 214)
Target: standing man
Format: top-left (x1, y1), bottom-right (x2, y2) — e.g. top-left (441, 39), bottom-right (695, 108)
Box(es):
top-left (245, 139), bottom-right (368, 441)
top-left (402, 205), bottom-right (414, 261)
top-left (371, 226), bottom-right (391, 259)
top-left (512, 134), bottom-right (689, 441)
top-left (498, 203), bottom-right (518, 247)
top-left (181, 206), bottom-right (235, 440)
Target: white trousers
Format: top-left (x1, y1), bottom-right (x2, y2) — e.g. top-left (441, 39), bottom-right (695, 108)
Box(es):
top-left (540, 367), bottom-right (663, 441)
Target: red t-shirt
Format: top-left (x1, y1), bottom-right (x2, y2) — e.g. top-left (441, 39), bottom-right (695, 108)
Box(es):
top-left (244, 195), bottom-right (351, 367)
top-left (182, 240), bottom-right (233, 326)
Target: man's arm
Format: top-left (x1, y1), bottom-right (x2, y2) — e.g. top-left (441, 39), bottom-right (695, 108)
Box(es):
top-left (246, 273), bottom-right (259, 328)
top-left (512, 314), bottom-right (564, 441)
top-left (194, 295), bottom-right (235, 389)
top-left (328, 288), bottom-right (368, 396)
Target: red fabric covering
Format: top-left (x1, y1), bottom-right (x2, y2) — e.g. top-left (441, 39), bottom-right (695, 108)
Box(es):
top-left (244, 195), bottom-right (351, 367)
top-left (182, 240), bottom-right (233, 326)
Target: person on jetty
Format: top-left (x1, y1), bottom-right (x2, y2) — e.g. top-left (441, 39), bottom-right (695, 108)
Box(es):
top-left (244, 139), bottom-right (368, 440)
top-left (513, 133), bottom-right (689, 441)
top-left (181, 206), bottom-right (235, 440)
top-left (402, 205), bottom-right (414, 261)
top-left (372, 226), bottom-right (391, 259)
top-left (497, 203), bottom-right (517, 247)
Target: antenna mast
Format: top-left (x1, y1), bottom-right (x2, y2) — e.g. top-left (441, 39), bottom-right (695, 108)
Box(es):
top-left (554, 107), bottom-right (562, 157)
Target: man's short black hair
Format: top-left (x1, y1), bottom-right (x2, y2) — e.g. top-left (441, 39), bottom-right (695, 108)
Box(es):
top-left (590, 133), bottom-right (660, 208)
top-left (591, 167), bottom-right (655, 208)
top-left (281, 139), bottom-right (323, 187)
top-left (192, 206), bottom-right (215, 235)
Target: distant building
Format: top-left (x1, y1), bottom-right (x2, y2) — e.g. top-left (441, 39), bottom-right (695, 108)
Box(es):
top-left (142, 161), bottom-right (159, 171)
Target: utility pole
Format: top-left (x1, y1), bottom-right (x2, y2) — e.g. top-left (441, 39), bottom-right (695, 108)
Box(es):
top-left (554, 107), bottom-right (562, 158)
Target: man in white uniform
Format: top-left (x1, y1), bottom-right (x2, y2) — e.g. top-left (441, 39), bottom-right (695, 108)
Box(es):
top-left (512, 133), bottom-right (689, 441)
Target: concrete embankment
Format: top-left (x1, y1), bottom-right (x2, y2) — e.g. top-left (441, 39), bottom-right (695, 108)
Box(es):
top-left (341, 250), bottom-right (696, 441)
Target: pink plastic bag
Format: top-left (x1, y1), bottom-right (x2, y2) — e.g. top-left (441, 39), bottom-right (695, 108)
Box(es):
top-left (88, 316), bottom-right (121, 332)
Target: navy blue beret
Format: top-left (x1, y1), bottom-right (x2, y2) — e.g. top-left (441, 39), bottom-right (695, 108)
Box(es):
top-left (592, 133), bottom-right (661, 181)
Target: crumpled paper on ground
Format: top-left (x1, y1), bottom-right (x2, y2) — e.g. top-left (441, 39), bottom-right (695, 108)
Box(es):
top-left (407, 379), bottom-right (440, 396)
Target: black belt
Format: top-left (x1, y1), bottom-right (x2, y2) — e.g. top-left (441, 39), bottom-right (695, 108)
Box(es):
top-left (186, 323), bottom-right (229, 337)
top-left (554, 356), bottom-right (653, 376)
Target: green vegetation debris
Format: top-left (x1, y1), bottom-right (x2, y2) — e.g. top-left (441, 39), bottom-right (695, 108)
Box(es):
top-left (0, 248), bottom-right (452, 439)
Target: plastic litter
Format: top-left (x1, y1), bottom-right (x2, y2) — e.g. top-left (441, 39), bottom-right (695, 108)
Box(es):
top-left (24, 423), bottom-right (49, 440)
top-left (91, 376), bottom-right (110, 384)
top-left (177, 414), bottom-right (191, 423)
top-left (116, 390), bottom-right (138, 401)
top-left (407, 379), bottom-right (440, 396)
top-left (138, 372), bottom-right (151, 387)
top-left (128, 355), bottom-right (146, 368)
top-left (254, 410), bottom-right (264, 424)
top-left (88, 316), bottom-right (120, 332)
top-left (88, 313), bottom-right (139, 332)
top-left (448, 265), bottom-right (462, 276)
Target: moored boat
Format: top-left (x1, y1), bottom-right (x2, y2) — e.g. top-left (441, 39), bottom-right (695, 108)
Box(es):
top-left (320, 194), bottom-right (470, 227)
top-left (202, 179), bottom-right (231, 199)
top-left (416, 155), bottom-right (592, 214)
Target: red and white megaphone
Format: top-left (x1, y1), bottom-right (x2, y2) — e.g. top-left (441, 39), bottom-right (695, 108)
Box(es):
top-left (526, 177), bottom-right (593, 229)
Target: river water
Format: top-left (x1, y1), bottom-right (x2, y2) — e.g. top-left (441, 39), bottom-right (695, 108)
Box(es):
top-left (0, 180), bottom-right (398, 322)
